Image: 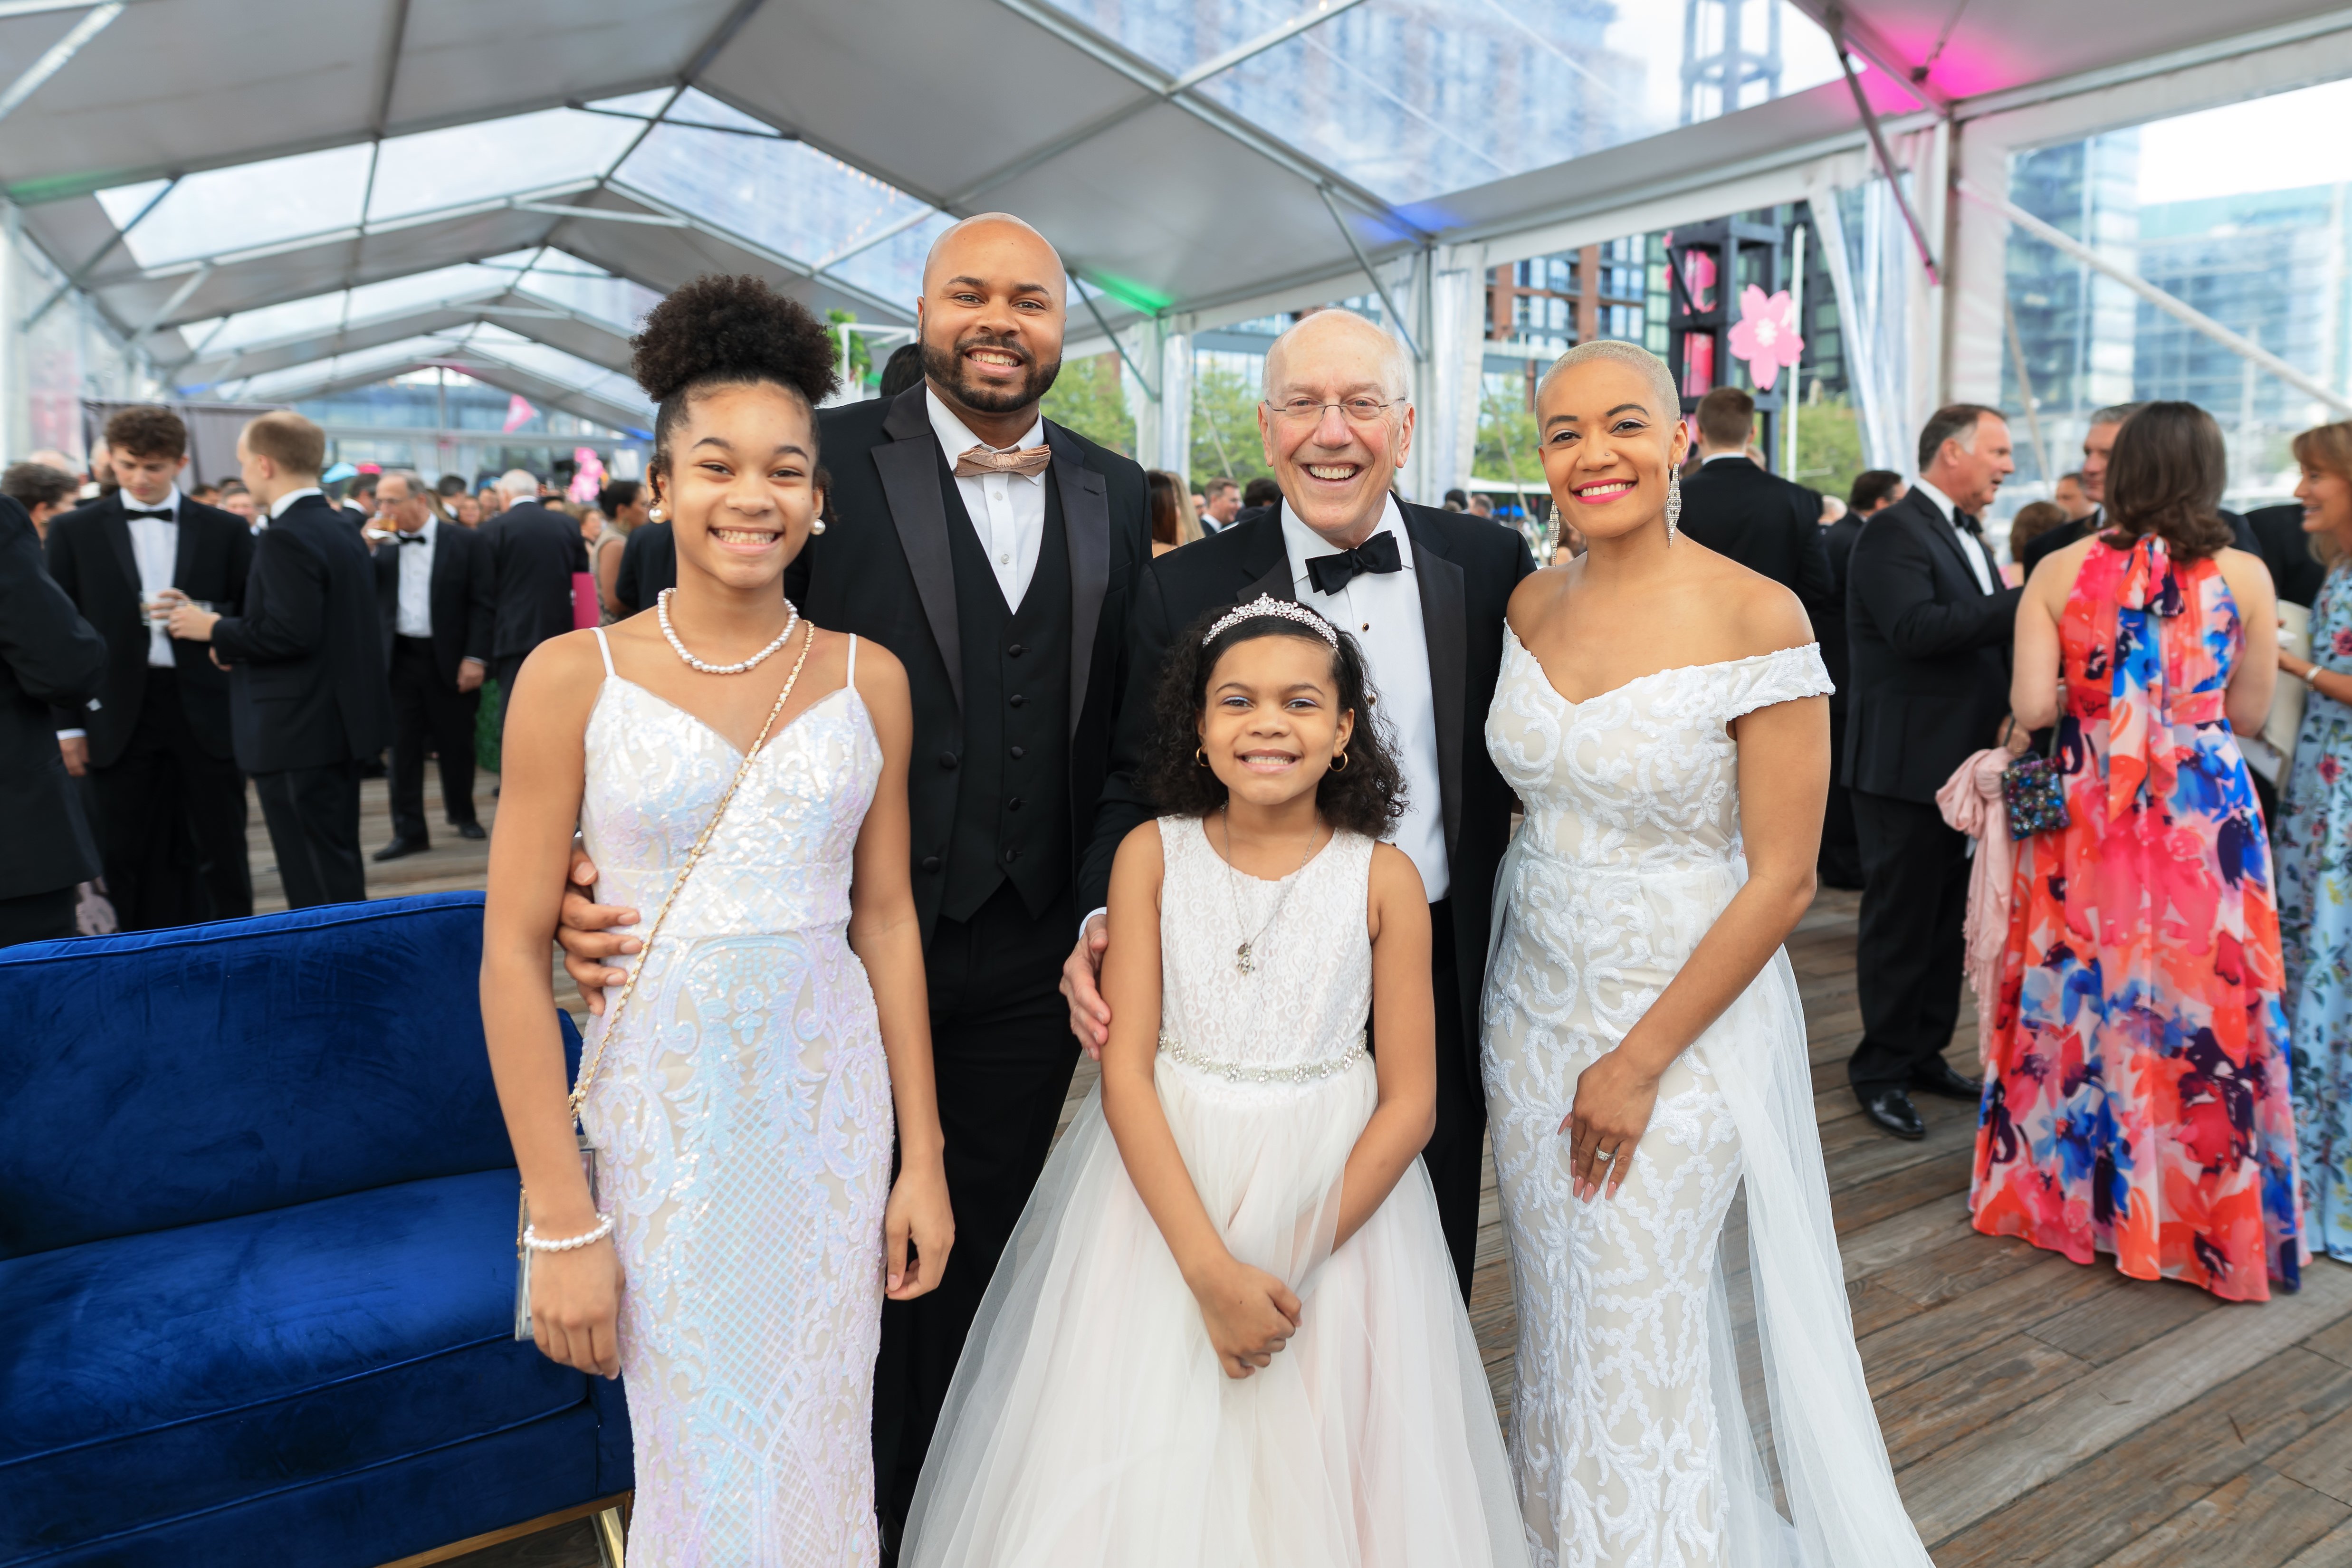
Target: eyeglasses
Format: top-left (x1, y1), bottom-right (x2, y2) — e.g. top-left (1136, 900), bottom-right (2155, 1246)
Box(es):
top-left (1263, 396), bottom-right (1401, 426)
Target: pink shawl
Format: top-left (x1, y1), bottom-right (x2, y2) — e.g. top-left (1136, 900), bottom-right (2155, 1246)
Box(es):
top-left (1935, 747), bottom-right (2015, 1025)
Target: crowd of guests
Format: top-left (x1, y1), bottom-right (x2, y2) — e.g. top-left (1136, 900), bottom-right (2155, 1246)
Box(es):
top-left (0, 406), bottom-right (626, 942)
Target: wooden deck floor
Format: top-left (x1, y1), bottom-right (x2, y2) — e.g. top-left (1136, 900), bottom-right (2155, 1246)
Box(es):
top-left (300, 779), bottom-right (2352, 1567)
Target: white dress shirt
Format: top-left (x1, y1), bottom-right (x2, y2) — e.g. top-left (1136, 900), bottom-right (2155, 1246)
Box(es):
top-left (1909, 476), bottom-right (1997, 595)
top-left (1282, 497), bottom-right (1449, 901)
top-left (394, 516), bottom-right (436, 638)
top-left (124, 486), bottom-right (181, 668)
top-left (927, 387), bottom-right (1046, 609)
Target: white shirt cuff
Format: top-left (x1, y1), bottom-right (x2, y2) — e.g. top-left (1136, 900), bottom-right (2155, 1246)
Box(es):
top-left (1081, 906), bottom-right (1107, 937)
top-left (57, 728), bottom-right (86, 740)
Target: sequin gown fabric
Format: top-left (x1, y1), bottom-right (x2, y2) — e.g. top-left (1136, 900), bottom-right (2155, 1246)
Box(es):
top-left (2279, 561), bottom-right (2352, 1263)
top-left (903, 819), bottom-right (1525, 1568)
top-left (576, 639), bottom-right (893, 1565)
top-left (1484, 635), bottom-right (1927, 1568)
top-left (1973, 536), bottom-right (2305, 1300)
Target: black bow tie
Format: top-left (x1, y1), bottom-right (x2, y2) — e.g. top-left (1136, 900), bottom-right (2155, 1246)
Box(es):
top-left (395, 532), bottom-right (430, 545)
top-left (1305, 530), bottom-right (1402, 594)
top-left (1957, 513), bottom-right (1984, 537)
top-left (123, 507), bottom-right (172, 520)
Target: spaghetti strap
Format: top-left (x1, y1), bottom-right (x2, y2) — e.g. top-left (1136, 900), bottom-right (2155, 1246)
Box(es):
top-left (590, 624), bottom-right (614, 679)
top-left (846, 633), bottom-right (858, 688)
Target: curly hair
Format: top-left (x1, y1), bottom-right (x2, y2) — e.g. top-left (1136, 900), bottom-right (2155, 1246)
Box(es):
top-left (103, 405), bottom-right (187, 461)
top-left (630, 275), bottom-right (840, 482)
top-left (1138, 604), bottom-right (1405, 838)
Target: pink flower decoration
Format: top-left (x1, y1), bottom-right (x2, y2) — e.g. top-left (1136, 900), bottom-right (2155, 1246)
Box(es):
top-left (2331, 628), bottom-right (2352, 658)
top-left (1727, 285), bottom-right (1804, 392)
top-left (2321, 753), bottom-right (2342, 787)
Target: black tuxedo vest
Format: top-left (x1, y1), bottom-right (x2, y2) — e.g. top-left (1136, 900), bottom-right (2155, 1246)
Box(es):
top-left (938, 452), bottom-right (1071, 922)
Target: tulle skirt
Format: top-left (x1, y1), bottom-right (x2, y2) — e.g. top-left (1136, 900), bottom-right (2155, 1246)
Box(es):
top-left (902, 1052), bottom-right (1528, 1568)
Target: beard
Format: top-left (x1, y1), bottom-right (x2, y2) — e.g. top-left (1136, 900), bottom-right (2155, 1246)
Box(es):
top-left (921, 330), bottom-right (1062, 415)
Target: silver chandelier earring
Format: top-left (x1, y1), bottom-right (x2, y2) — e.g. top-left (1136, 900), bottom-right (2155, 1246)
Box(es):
top-left (1665, 468), bottom-right (1682, 545)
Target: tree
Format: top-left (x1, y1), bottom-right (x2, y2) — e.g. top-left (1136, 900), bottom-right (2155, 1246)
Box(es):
top-left (825, 309), bottom-right (873, 394)
top-left (1792, 393), bottom-right (1865, 508)
top-left (1190, 360), bottom-right (1273, 491)
top-left (1473, 387), bottom-right (1543, 489)
top-left (1040, 352), bottom-right (1134, 456)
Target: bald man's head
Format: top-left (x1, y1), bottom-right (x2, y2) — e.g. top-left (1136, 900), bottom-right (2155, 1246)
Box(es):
top-left (918, 212), bottom-right (1067, 427)
top-left (1262, 309), bottom-right (1410, 404)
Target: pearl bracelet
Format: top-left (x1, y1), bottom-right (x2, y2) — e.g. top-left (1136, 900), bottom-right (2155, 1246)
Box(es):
top-left (523, 1214), bottom-right (615, 1252)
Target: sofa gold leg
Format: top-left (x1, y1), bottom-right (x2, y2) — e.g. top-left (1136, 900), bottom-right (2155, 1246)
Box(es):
top-left (591, 1504), bottom-right (626, 1568)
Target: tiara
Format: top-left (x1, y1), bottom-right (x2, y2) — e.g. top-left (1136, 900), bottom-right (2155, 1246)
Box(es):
top-left (1201, 594), bottom-right (1338, 649)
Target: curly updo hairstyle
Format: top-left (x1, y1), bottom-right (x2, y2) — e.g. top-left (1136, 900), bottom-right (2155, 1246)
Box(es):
top-left (630, 274), bottom-right (840, 484)
top-left (1138, 604), bottom-right (1405, 838)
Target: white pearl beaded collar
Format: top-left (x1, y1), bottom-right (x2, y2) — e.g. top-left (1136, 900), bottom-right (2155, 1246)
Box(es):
top-left (656, 587), bottom-right (801, 675)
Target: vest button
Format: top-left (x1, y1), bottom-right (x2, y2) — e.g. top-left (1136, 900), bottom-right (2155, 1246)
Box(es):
top-left (1009, 745), bottom-right (1025, 760)
top-left (1008, 642), bottom-right (1025, 657)
top-left (921, 855), bottom-right (942, 873)
top-left (1003, 847), bottom-right (1021, 863)
top-left (1008, 796), bottom-right (1023, 810)
top-left (938, 751), bottom-right (958, 770)
top-left (1009, 693), bottom-right (1026, 708)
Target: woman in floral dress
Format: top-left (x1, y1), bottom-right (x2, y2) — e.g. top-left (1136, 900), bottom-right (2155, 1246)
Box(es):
top-left (1974, 402), bottom-right (2305, 1302)
top-left (2276, 419), bottom-right (2352, 1264)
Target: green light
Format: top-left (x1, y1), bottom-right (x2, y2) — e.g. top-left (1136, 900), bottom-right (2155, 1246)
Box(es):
top-left (1083, 272), bottom-right (1170, 315)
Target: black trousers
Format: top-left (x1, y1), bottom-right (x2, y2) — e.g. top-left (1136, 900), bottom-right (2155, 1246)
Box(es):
top-left (0, 885), bottom-right (76, 946)
top-left (1820, 705), bottom-right (1864, 888)
top-left (87, 666), bottom-right (251, 930)
top-left (1848, 789), bottom-right (1971, 1092)
top-left (873, 879), bottom-right (1081, 1531)
top-left (388, 637), bottom-right (481, 842)
top-left (252, 760), bottom-right (365, 909)
top-left (1416, 898), bottom-right (1484, 1301)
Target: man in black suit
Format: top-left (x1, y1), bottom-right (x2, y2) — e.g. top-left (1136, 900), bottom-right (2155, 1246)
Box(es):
top-left (371, 470), bottom-right (492, 859)
top-left (1229, 474), bottom-right (1282, 531)
top-left (0, 494), bottom-right (107, 945)
top-left (168, 412), bottom-right (390, 909)
top-left (1817, 469), bottom-right (1905, 889)
top-left (1063, 307), bottom-right (1537, 1300)
top-left (1675, 386), bottom-right (1835, 616)
top-left (1844, 405), bottom-right (2022, 1139)
top-left (44, 405), bottom-right (256, 928)
top-left (482, 469), bottom-right (585, 723)
top-left (2016, 404), bottom-right (2142, 583)
top-left (2244, 501), bottom-right (2325, 609)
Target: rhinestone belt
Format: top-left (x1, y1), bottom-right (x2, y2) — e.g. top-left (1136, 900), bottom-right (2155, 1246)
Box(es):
top-left (1157, 1032), bottom-right (1368, 1084)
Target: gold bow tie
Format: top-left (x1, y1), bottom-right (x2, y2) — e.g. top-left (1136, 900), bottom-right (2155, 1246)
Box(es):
top-left (955, 444), bottom-right (1052, 478)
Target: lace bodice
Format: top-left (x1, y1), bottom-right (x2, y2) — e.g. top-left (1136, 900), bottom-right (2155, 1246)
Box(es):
top-left (1157, 816), bottom-right (1374, 1072)
top-left (580, 673), bottom-right (882, 942)
top-left (1484, 632), bottom-right (1834, 875)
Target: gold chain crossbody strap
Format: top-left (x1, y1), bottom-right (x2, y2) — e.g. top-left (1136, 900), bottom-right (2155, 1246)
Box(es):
top-left (566, 619), bottom-right (817, 1121)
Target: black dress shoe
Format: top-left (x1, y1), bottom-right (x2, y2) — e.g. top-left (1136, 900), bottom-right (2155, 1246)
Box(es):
top-left (372, 837), bottom-right (429, 862)
top-left (452, 822), bottom-right (487, 841)
top-left (1913, 1058), bottom-right (1982, 1100)
top-left (1858, 1087), bottom-right (1926, 1140)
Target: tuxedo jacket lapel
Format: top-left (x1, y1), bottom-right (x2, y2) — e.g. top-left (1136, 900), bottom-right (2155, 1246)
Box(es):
top-left (1048, 424), bottom-right (1109, 737)
top-left (1910, 493), bottom-right (1989, 595)
top-left (874, 387), bottom-right (963, 711)
top-left (171, 505), bottom-right (200, 590)
top-left (98, 499), bottom-right (138, 604)
top-left (1236, 512), bottom-right (1291, 603)
top-left (1404, 509), bottom-right (1466, 861)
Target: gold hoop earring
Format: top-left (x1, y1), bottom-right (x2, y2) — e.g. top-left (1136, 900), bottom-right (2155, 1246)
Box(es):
top-left (1331, 750), bottom-right (1349, 772)
top-left (1195, 746), bottom-right (1209, 767)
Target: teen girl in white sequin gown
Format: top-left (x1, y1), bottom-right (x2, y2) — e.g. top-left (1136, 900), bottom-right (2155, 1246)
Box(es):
top-left (904, 818), bottom-right (1524, 1567)
top-left (1482, 637), bottom-right (1931, 1568)
top-left (577, 627), bottom-right (894, 1564)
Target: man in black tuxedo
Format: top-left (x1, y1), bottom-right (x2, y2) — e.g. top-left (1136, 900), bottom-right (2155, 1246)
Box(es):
top-left (370, 470), bottom-right (492, 859)
top-left (482, 469), bottom-right (585, 722)
top-left (555, 213), bottom-right (1150, 1539)
top-left (169, 412), bottom-right (390, 909)
top-left (0, 494), bottom-right (107, 945)
top-left (2244, 501), bottom-right (2326, 609)
top-left (1817, 470), bottom-right (1905, 889)
top-left (44, 406), bottom-right (255, 928)
top-left (1844, 405), bottom-right (2022, 1139)
top-left (2016, 404), bottom-right (2140, 583)
top-left (1675, 386), bottom-right (1834, 616)
top-left (1062, 307), bottom-right (1536, 1299)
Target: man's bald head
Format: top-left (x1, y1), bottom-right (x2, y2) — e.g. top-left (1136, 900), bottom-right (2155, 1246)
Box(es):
top-left (918, 211), bottom-right (1067, 430)
top-left (1263, 309), bottom-right (1410, 403)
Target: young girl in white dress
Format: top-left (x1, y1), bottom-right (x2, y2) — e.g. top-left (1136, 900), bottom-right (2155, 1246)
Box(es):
top-left (481, 277), bottom-right (953, 1565)
top-left (905, 598), bottom-right (1524, 1567)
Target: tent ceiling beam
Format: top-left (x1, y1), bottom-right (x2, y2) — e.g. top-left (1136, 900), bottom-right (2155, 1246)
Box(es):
top-left (1788, 1), bottom-right (1947, 111)
top-left (125, 259), bottom-right (209, 352)
top-left (561, 98), bottom-right (796, 141)
top-left (1317, 184), bottom-right (1421, 361)
top-left (22, 169), bottom-right (171, 330)
top-left (596, 177), bottom-right (914, 324)
top-left (1077, 283), bottom-right (1157, 402)
top-left (1828, 6), bottom-right (1941, 284)
top-left (509, 201), bottom-right (687, 228)
top-left (0, 0), bottom-right (121, 127)
top-left (1950, 4), bottom-right (2352, 124)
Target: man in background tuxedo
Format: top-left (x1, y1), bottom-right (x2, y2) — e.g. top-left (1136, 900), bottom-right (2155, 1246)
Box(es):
top-left (1062, 307), bottom-right (1536, 1301)
top-left (482, 469), bottom-right (584, 725)
top-left (169, 413), bottom-right (389, 909)
top-left (0, 494), bottom-right (106, 945)
top-left (371, 470), bottom-right (491, 860)
top-left (1817, 470), bottom-right (1905, 889)
top-left (1843, 405), bottom-right (2021, 1139)
top-left (44, 406), bottom-right (255, 928)
top-left (1675, 386), bottom-right (1834, 616)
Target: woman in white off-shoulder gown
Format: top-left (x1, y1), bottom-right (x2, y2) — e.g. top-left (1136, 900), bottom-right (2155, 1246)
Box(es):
top-left (1482, 341), bottom-right (1931, 1568)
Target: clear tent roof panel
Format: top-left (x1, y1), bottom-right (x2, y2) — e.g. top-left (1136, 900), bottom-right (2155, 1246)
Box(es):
top-left (1041, 0), bottom-right (1339, 74)
top-left (176, 257), bottom-right (539, 356)
top-left (96, 144), bottom-right (374, 269)
top-left (824, 211), bottom-right (957, 314)
top-left (227, 333), bottom-right (469, 402)
top-left (365, 107), bottom-right (644, 222)
top-left (466, 324), bottom-right (651, 414)
top-left (509, 256), bottom-right (664, 335)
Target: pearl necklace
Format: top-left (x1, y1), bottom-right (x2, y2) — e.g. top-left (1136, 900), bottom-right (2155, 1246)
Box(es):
top-left (655, 588), bottom-right (801, 675)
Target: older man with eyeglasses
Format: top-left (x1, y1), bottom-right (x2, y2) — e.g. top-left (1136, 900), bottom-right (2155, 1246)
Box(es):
top-left (1061, 307), bottom-right (1536, 1297)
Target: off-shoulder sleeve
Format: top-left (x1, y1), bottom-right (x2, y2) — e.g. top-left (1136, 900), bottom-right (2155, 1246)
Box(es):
top-left (1722, 644), bottom-right (1834, 721)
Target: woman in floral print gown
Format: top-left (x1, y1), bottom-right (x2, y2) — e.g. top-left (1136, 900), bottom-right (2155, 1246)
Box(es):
top-left (1974, 402), bottom-right (2305, 1302)
top-left (2276, 419), bottom-right (2352, 1265)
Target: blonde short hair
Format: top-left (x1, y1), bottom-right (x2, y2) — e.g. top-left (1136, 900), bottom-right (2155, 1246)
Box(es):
top-left (1538, 339), bottom-right (1680, 426)
top-left (241, 410), bottom-right (324, 477)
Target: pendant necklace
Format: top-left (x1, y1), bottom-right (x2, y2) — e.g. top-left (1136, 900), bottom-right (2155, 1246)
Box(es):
top-left (656, 587), bottom-right (800, 675)
top-left (1218, 807), bottom-right (1320, 975)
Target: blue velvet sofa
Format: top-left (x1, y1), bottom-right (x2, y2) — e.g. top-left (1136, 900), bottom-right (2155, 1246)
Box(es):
top-left (0, 893), bottom-right (631, 1567)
